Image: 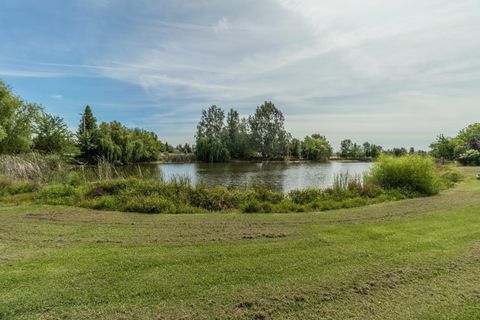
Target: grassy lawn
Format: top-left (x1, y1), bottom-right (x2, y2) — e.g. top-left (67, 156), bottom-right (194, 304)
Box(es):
top-left (1, 168), bottom-right (479, 319)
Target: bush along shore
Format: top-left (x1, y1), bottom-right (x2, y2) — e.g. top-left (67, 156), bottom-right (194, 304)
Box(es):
top-left (0, 154), bottom-right (463, 214)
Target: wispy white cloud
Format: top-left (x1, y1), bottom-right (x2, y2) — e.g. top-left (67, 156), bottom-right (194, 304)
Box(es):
top-left (0, 69), bottom-right (70, 78)
top-left (50, 94), bottom-right (63, 100)
top-left (214, 17), bottom-right (229, 34)
top-left (1, 0), bottom-right (479, 147)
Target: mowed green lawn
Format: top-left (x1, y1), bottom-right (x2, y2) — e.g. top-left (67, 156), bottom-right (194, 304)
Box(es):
top-left (1, 168), bottom-right (480, 319)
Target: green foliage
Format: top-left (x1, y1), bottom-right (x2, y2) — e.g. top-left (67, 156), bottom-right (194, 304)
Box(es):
top-left (437, 166), bottom-right (464, 188)
top-left (77, 105), bottom-right (99, 161)
top-left (289, 188), bottom-right (325, 204)
top-left (457, 149), bottom-right (480, 166)
top-left (96, 121), bottom-right (164, 164)
top-left (196, 137), bottom-right (230, 163)
top-left (430, 134), bottom-right (459, 160)
top-left (302, 134), bottom-right (332, 161)
top-left (190, 186), bottom-right (240, 211)
top-left (0, 126), bottom-right (6, 142)
top-left (363, 142), bottom-right (383, 158)
top-left (33, 112), bottom-right (75, 155)
top-left (290, 138), bottom-right (302, 159)
top-left (225, 109), bottom-right (249, 159)
top-left (241, 200), bottom-right (274, 213)
top-left (195, 105), bottom-right (231, 162)
top-left (339, 139), bottom-right (382, 160)
top-left (249, 101), bottom-right (290, 159)
top-left (0, 177), bottom-right (36, 196)
top-left (431, 123), bottom-right (480, 166)
top-left (40, 184), bottom-right (77, 198)
top-left (387, 147), bottom-right (408, 157)
top-left (77, 105), bottom-right (97, 135)
top-left (194, 102), bottom-right (337, 162)
top-left (196, 105), bottom-right (225, 140)
top-left (456, 123), bottom-right (480, 144)
top-left (367, 154), bottom-right (442, 195)
top-left (76, 106), bottom-right (164, 164)
top-left (123, 196), bottom-right (177, 214)
top-left (31, 164), bottom-right (444, 214)
top-left (0, 80), bottom-right (41, 154)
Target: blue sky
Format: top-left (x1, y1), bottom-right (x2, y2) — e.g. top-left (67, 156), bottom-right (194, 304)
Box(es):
top-left (1, 0), bottom-right (479, 148)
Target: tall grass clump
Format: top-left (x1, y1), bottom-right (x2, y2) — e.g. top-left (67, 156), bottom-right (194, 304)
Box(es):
top-left (0, 153), bottom-right (68, 184)
top-left (367, 154), bottom-right (442, 196)
top-left (0, 177), bottom-right (36, 196)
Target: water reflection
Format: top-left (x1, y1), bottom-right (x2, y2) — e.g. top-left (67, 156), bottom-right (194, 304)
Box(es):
top-left (113, 161), bottom-right (372, 193)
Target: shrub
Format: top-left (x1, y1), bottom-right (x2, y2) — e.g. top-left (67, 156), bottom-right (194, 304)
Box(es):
top-left (40, 184), bottom-right (76, 198)
top-left (249, 187), bottom-right (284, 203)
top-left (87, 179), bottom-right (137, 197)
top-left (288, 189), bottom-right (324, 204)
top-left (367, 154), bottom-right (442, 195)
top-left (241, 200), bottom-right (274, 213)
top-left (81, 195), bottom-right (119, 210)
top-left (437, 166), bottom-right (464, 188)
top-left (5, 182), bottom-right (36, 195)
top-left (67, 172), bottom-right (83, 186)
top-left (123, 197), bottom-right (176, 214)
top-left (457, 149), bottom-right (480, 166)
top-left (38, 184), bottom-right (79, 205)
top-left (189, 187), bottom-right (239, 211)
top-left (0, 177), bottom-right (36, 196)
top-left (309, 199), bottom-right (343, 211)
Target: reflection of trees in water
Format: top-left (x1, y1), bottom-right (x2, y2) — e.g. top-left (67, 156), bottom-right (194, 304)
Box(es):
top-left (82, 162), bottom-right (372, 193)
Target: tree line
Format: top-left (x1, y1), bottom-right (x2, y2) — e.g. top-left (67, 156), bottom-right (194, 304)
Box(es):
top-left (195, 102), bottom-right (333, 162)
top-left (430, 123), bottom-right (480, 165)
top-left (0, 80), bottom-right (166, 164)
top-left (194, 102), bottom-right (427, 163)
top-left (77, 106), bottom-right (165, 164)
top-left (3, 78), bottom-right (476, 165)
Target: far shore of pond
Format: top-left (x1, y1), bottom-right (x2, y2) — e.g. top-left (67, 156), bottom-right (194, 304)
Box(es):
top-left (140, 158), bottom-right (374, 166)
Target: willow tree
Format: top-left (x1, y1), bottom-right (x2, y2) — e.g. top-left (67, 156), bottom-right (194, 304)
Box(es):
top-left (195, 105), bottom-right (230, 162)
top-left (302, 134), bottom-right (332, 162)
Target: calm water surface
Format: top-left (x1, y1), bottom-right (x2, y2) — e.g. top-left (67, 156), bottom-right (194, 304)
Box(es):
top-left (117, 161), bottom-right (372, 193)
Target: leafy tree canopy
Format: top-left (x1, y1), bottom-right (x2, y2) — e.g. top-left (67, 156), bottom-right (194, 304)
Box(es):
top-left (33, 112), bottom-right (75, 155)
top-left (0, 80), bottom-right (41, 154)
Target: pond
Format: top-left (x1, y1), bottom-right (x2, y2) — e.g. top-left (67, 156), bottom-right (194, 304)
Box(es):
top-left (109, 161), bottom-right (373, 193)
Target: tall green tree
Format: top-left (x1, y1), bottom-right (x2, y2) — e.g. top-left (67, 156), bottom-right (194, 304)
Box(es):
top-left (290, 138), bottom-right (302, 159)
top-left (248, 101), bottom-right (289, 159)
top-left (340, 139), bottom-right (354, 159)
top-left (225, 109), bottom-right (241, 157)
top-left (429, 134), bottom-right (457, 160)
top-left (94, 121), bottom-right (164, 164)
top-left (196, 105), bottom-right (225, 140)
top-left (33, 112), bottom-right (74, 154)
top-left (363, 142), bottom-right (382, 159)
top-left (196, 105), bottom-right (230, 162)
top-left (302, 134), bottom-right (332, 161)
top-left (78, 105), bottom-right (97, 135)
top-left (456, 123), bottom-right (480, 144)
top-left (77, 105), bottom-right (99, 162)
top-left (225, 108), bottom-right (249, 158)
top-left (0, 80), bottom-right (41, 154)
